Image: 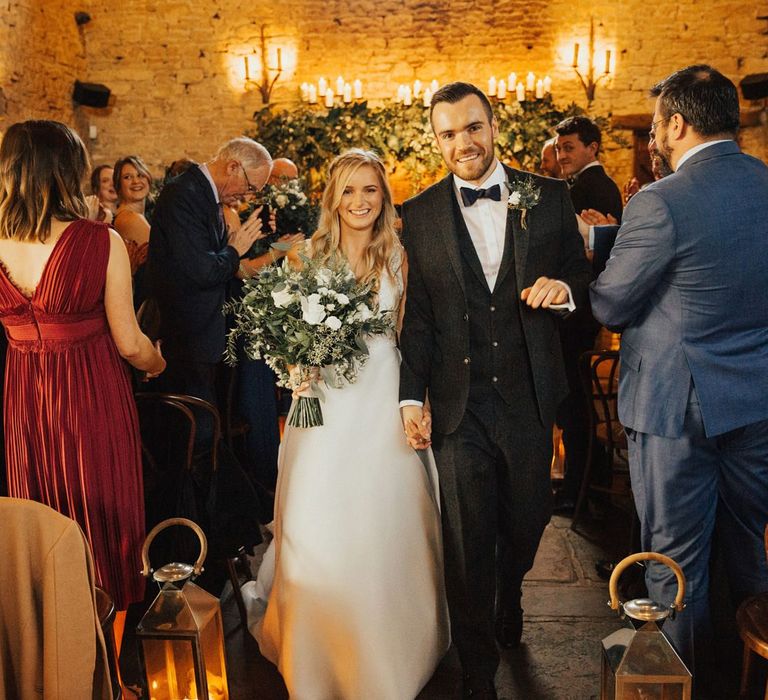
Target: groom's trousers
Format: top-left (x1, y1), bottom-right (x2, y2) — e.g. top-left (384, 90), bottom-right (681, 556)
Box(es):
top-left (432, 385), bottom-right (552, 680)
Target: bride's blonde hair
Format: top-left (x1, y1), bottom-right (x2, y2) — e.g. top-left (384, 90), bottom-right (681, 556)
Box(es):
top-left (311, 149), bottom-right (400, 290)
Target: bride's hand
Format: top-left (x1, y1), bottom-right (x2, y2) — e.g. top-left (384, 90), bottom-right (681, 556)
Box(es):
top-left (401, 405), bottom-right (431, 450)
top-left (289, 365), bottom-right (321, 398)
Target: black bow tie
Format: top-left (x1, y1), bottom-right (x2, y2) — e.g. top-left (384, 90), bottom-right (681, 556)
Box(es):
top-left (460, 183), bottom-right (502, 207)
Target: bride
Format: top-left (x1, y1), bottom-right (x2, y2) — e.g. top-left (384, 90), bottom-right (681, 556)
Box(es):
top-left (243, 149), bottom-right (449, 699)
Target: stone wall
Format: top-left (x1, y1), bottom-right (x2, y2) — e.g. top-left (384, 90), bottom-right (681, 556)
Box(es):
top-left (2, 0), bottom-right (767, 188)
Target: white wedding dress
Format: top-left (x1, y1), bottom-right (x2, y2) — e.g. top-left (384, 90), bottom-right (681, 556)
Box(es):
top-left (242, 265), bottom-right (449, 700)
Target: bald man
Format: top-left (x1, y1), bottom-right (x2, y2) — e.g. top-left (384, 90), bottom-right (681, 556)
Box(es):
top-left (269, 157), bottom-right (299, 184)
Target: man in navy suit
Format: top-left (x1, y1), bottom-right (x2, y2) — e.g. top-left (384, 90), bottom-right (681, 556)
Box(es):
top-left (591, 65), bottom-right (768, 694)
top-left (148, 137), bottom-right (271, 448)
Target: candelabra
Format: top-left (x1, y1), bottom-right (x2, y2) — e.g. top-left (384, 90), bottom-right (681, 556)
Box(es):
top-left (244, 25), bottom-right (283, 105)
top-left (572, 18), bottom-right (612, 106)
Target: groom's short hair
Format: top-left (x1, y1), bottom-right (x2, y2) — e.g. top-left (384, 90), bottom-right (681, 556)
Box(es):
top-left (430, 82), bottom-right (494, 126)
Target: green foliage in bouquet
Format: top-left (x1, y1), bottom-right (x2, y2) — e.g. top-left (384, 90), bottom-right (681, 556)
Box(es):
top-left (248, 97), bottom-right (622, 197)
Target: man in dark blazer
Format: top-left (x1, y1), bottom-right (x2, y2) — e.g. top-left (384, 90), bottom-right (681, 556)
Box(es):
top-left (399, 82), bottom-right (591, 699)
top-left (591, 65), bottom-right (768, 695)
top-left (147, 137), bottom-right (271, 448)
top-left (552, 116), bottom-right (623, 512)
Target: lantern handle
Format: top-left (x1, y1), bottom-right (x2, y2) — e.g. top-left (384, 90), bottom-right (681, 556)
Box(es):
top-left (140, 517), bottom-right (208, 579)
top-left (608, 551), bottom-right (686, 613)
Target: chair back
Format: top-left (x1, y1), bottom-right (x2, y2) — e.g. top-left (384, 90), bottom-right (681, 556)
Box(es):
top-left (579, 349), bottom-right (625, 457)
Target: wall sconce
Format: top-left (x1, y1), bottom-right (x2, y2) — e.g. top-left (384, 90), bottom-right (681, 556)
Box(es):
top-left (571, 17), bottom-right (612, 106)
top-left (244, 25), bottom-right (283, 105)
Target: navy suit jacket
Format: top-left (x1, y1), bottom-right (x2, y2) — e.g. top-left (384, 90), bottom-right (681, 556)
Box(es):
top-left (590, 141), bottom-right (768, 438)
top-left (147, 165), bottom-right (239, 363)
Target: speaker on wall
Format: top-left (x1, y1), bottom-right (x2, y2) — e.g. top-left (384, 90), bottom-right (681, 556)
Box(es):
top-left (72, 80), bottom-right (111, 108)
top-left (740, 73), bottom-right (768, 101)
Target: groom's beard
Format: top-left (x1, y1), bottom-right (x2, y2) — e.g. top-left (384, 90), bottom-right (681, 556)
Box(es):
top-left (451, 148), bottom-right (495, 183)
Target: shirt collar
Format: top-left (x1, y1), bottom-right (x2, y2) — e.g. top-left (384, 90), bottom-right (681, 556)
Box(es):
top-left (575, 160), bottom-right (601, 177)
top-left (453, 159), bottom-right (506, 203)
top-left (199, 163), bottom-right (221, 204)
top-left (675, 139), bottom-right (733, 170)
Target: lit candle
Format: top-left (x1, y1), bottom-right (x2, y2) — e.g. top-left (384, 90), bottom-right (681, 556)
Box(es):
top-left (488, 76), bottom-right (497, 97)
top-left (422, 87), bottom-right (432, 107)
top-left (526, 71), bottom-right (535, 91)
top-left (336, 75), bottom-right (345, 95)
top-left (430, 79), bottom-right (439, 93)
top-left (516, 81), bottom-right (525, 102)
top-left (276, 48), bottom-right (282, 72)
top-left (325, 89), bottom-right (334, 107)
top-left (353, 79), bottom-right (363, 99)
top-left (604, 50), bottom-right (612, 74)
top-left (243, 56), bottom-right (250, 82)
top-left (535, 79), bottom-right (544, 99)
top-left (343, 82), bottom-right (352, 103)
top-left (413, 79), bottom-right (422, 97)
top-left (507, 72), bottom-right (517, 92)
top-left (572, 43), bottom-right (580, 68)
top-left (308, 84), bottom-right (317, 103)
top-left (318, 77), bottom-right (327, 97)
top-left (300, 82), bottom-right (309, 101)
top-left (403, 86), bottom-right (413, 106)
top-left (396, 84), bottom-right (406, 102)
top-left (543, 75), bottom-right (552, 94)
top-left (497, 79), bottom-right (506, 100)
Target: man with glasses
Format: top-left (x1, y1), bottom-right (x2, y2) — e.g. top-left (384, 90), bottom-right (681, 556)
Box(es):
top-left (591, 65), bottom-right (768, 698)
top-left (147, 137), bottom-right (272, 453)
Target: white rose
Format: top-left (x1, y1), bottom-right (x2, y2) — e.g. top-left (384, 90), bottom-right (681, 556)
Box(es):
top-left (301, 293), bottom-right (326, 325)
top-left (316, 269), bottom-right (332, 286)
top-left (275, 194), bottom-right (289, 208)
top-left (271, 285), bottom-right (295, 308)
top-left (356, 303), bottom-right (373, 321)
top-left (336, 293), bottom-right (350, 306)
top-left (325, 303), bottom-right (336, 311)
top-left (508, 191), bottom-right (521, 207)
top-left (324, 316), bottom-right (342, 331)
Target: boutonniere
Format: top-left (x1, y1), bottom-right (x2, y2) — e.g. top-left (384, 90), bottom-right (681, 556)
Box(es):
top-left (506, 177), bottom-right (541, 230)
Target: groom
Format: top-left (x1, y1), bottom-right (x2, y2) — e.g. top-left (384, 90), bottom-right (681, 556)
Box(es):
top-left (399, 82), bottom-right (591, 698)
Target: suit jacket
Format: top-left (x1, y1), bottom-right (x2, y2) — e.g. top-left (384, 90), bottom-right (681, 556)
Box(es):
top-left (399, 165), bottom-right (592, 435)
top-left (592, 224), bottom-right (619, 276)
top-left (147, 165), bottom-right (239, 363)
top-left (569, 164), bottom-right (623, 222)
top-left (590, 141), bottom-right (768, 438)
top-left (0, 498), bottom-right (112, 700)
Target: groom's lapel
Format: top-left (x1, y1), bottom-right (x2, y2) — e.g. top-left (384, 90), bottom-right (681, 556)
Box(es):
top-left (495, 165), bottom-right (529, 293)
top-left (432, 175), bottom-right (466, 297)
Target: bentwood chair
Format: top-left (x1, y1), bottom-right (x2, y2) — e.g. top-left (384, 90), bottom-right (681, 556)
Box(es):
top-left (571, 350), bottom-right (632, 530)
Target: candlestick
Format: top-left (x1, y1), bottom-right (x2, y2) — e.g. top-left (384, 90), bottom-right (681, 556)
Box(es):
top-left (308, 84), bottom-right (317, 103)
top-left (325, 89), bottom-right (334, 107)
top-left (318, 77), bottom-right (327, 97)
top-left (497, 79), bottom-right (506, 100)
top-left (353, 79), bottom-right (362, 99)
top-left (413, 79), bottom-right (422, 97)
top-left (336, 75), bottom-right (344, 96)
top-left (572, 43), bottom-right (580, 68)
top-left (526, 71), bottom-right (535, 91)
top-left (535, 79), bottom-right (544, 99)
top-left (604, 50), bottom-right (611, 74)
top-left (488, 76), bottom-right (497, 97)
top-left (543, 75), bottom-right (552, 94)
top-left (516, 82), bottom-right (525, 102)
top-left (403, 86), bottom-right (412, 106)
top-left (343, 82), bottom-right (352, 103)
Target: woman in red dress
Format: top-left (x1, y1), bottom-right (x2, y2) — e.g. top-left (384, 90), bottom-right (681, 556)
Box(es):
top-left (0, 120), bottom-right (165, 616)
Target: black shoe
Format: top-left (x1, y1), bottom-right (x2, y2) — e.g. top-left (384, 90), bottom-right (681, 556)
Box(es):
top-left (495, 607), bottom-right (523, 649)
top-left (462, 675), bottom-right (498, 699)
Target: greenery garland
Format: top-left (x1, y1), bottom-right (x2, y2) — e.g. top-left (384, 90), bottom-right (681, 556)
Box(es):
top-left (248, 97), bottom-right (616, 198)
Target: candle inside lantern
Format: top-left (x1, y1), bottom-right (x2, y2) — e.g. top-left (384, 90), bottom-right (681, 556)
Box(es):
top-left (516, 81), bottom-right (525, 102)
top-left (343, 82), bottom-right (352, 103)
top-left (543, 75), bottom-right (552, 94)
top-left (526, 71), bottom-right (535, 91)
top-left (604, 50), bottom-right (612, 74)
top-left (336, 75), bottom-right (345, 95)
top-left (497, 79), bottom-right (506, 100)
top-left (318, 77), bottom-right (328, 97)
top-left (488, 76), bottom-right (497, 97)
top-left (413, 79), bottom-right (422, 97)
top-left (353, 79), bottom-right (363, 99)
top-left (308, 84), bottom-right (317, 103)
top-left (535, 79), bottom-right (544, 99)
top-left (325, 89), bottom-right (334, 107)
top-left (572, 43), bottom-right (580, 68)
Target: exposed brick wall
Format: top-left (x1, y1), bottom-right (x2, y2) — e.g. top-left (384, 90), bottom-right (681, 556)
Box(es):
top-left (2, 0), bottom-right (767, 189)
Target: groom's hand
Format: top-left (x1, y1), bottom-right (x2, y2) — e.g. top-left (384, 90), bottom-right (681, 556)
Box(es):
top-left (521, 277), bottom-right (569, 309)
top-left (401, 405), bottom-right (432, 450)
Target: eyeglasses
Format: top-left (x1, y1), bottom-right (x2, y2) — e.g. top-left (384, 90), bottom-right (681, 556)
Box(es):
top-left (239, 163), bottom-right (259, 196)
top-left (648, 117), bottom-right (670, 140)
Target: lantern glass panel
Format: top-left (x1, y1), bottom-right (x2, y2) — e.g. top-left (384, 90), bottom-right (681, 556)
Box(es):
top-left (199, 607), bottom-right (228, 699)
top-left (616, 682), bottom-right (684, 699)
top-left (142, 638), bottom-right (199, 700)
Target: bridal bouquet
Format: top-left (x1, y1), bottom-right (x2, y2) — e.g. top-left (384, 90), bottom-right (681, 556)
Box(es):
top-left (224, 252), bottom-right (393, 427)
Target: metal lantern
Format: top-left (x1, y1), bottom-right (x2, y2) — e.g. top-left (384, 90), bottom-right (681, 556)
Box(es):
top-left (136, 518), bottom-right (230, 700)
top-left (601, 552), bottom-right (692, 700)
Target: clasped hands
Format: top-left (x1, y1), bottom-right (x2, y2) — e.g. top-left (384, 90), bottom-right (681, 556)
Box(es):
top-left (401, 405), bottom-right (433, 451)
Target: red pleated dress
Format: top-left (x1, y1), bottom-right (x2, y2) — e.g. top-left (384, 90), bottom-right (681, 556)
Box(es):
top-left (0, 220), bottom-right (145, 609)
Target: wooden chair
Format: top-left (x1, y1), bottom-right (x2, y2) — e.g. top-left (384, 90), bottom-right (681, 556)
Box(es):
top-left (736, 524), bottom-right (768, 698)
top-left (134, 392), bottom-right (254, 629)
top-left (571, 350), bottom-right (632, 529)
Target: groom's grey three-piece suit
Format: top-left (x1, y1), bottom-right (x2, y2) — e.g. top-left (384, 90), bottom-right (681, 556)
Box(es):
top-left (399, 164), bottom-right (591, 678)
